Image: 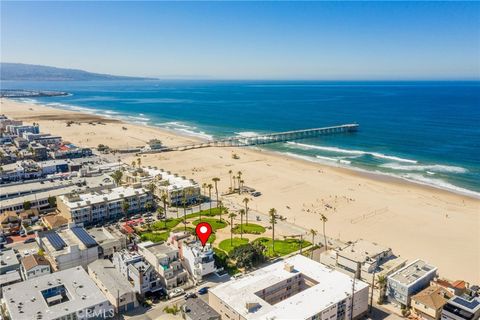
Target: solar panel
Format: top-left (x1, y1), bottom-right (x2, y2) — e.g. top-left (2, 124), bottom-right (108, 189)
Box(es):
top-left (71, 227), bottom-right (98, 248)
top-left (453, 297), bottom-right (480, 310)
top-left (45, 232), bottom-right (67, 251)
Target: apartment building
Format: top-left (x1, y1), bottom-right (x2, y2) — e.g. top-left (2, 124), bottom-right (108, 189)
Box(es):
top-left (442, 295), bottom-right (480, 320)
top-left (56, 185), bottom-right (152, 225)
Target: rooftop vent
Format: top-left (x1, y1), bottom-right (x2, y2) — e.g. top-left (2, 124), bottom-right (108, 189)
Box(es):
top-left (284, 263), bottom-right (294, 273)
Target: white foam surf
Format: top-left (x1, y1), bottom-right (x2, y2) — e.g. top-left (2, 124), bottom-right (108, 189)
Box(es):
top-left (381, 163), bottom-right (468, 174)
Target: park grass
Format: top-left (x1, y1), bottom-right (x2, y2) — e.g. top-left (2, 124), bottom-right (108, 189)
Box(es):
top-left (232, 223), bottom-right (266, 235)
top-left (151, 218), bottom-right (181, 230)
top-left (218, 237), bottom-right (249, 254)
top-left (185, 207), bottom-right (222, 219)
top-left (140, 231), bottom-right (170, 243)
top-left (253, 237), bottom-right (311, 257)
top-left (192, 218), bottom-right (227, 231)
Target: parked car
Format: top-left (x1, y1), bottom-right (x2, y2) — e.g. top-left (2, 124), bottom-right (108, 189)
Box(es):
top-left (251, 191), bottom-right (262, 197)
top-left (24, 238), bottom-right (36, 244)
top-left (132, 214), bottom-right (142, 219)
top-left (197, 287), bottom-right (209, 295)
top-left (143, 213), bottom-right (153, 217)
top-left (184, 292), bottom-right (197, 300)
top-left (168, 288), bottom-right (185, 299)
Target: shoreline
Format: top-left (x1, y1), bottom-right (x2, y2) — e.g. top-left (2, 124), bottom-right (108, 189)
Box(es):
top-left (1, 97), bottom-right (479, 282)
top-left (4, 97), bottom-right (479, 200)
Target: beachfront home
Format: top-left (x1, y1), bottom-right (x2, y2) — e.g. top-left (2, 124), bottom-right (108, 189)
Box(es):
top-left (441, 295), bottom-right (480, 320)
top-left (56, 185), bottom-right (152, 225)
top-left (138, 241), bottom-right (188, 290)
top-left (0, 211), bottom-right (21, 235)
top-left (209, 254), bottom-right (369, 320)
top-left (387, 259), bottom-right (438, 307)
top-left (20, 254), bottom-right (51, 280)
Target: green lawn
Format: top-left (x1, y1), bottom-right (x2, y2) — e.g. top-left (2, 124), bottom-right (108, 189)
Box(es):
top-left (140, 231), bottom-right (170, 243)
top-left (253, 237), bottom-right (311, 257)
top-left (192, 218), bottom-right (227, 231)
top-left (185, 207), bottom-right (223, 219)
top-left (232, 223), bottom-right (266, 235)
top-left (218, 237), bottom-right (249, 254)
top-left (151, 218), bottom-right (181, 230)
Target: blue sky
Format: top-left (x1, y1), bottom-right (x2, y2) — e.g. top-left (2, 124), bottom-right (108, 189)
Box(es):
top-left (1, 1), bottom-right (479, 80)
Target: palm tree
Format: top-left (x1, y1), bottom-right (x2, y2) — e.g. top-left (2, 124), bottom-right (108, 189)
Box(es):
top-left (145, 201), bottom-right (153, 213)
top-left (202, 183), bottom-right (207, 197)
top-left (309, 229), bottom-right (318, 258)
top-left (146, 182), bottom-right (156, 197)
top-left (377, 275), bottom-right (387, 304)
top-left (269, 208), bottom-right (277, 253)
top-left (239, 209), bottom-right (245, 239)
top-left (320, 214), bottom-right (328, 251)
top-left (242, 197), bottom-right (250, 225)
top-left (131, 160), bottom-right (136, 168)
top-left (212, 177), bottom-right (220, 205)
top-left (122, 200), bottom-right (130, 219)
top-left (228, 170), bottom-right (233, 192)
top-left (137, 157), bottom-right (142, 167)
top-left (182, 189), bottom-right (191, 231)
top-left (111, 170), bottom-right (123, 186)
top-left (207, 184), bottom-right (213, 216)
top-left (237, 171), bottom-right (242, 194)
top-left (218, 201), bottom-right (225, 222)
top-left (228, 211), bottom-right (237, 246)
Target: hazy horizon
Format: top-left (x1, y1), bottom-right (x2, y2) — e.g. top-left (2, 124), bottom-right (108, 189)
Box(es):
top-left (1, 1), bottom-right (479, 80)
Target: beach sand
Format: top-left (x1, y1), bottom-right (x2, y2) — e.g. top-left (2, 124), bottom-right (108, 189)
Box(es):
top-left (1, 98), bottom-right (479, 282)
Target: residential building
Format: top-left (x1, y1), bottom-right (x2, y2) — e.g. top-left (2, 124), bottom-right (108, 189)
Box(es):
top-left (0, 160), bottom-right (42, 183)
top-left (23, 132), bottom-right (62, 145)
top-left (38, 226), bottom-right (99, 271)
top-left (87, 227), bottom-right (126, 258)
top-left (411, 285), bottom-right (453, 320)
top-left (124, 166), bottom-right (201, 206)
top-left (138, 241), bottom-right (188, 290)
top-left (20, 254), bottom-right (51, 280)
top-left (168, 232), bottom-right (217, 283)
top-left (387, 259), bottom-right (438, 307)
top-left (30, 142), bottom-right (48, 160)
top-left (56, 185), bottom-right (152, 225)
top-left (13, 137), bottom-right (28, 149)
top-left (0, 271), bottom-right (22, 298)
top-left (7, 124), bottom-right (40, 136)
top-left (441, 295), bottom-right (480, 320)
top-left (112, 250), bottom-right (163, 295)
top-left (432, 278), bottom-right (469, 296)
top-left (88, 259), bottom-right (138, 313)
top-left (0, 211), bottom-right (21, 235)
top-left (209, 254), bottom-right (369, 320)
top-left (42, 213), bottom-right (69, 230)
top-left (334, 239), bottom-right (393, 278)
top-left (1, 266), bottom-right (113, 320)
top-left (0, 118), bottom-right (22, 131)
top-left (182, 298), bottom-right (221, 320)
top-left (0, 249), bottom-right (20, 275)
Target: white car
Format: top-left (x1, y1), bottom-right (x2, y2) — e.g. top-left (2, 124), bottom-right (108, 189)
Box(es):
top-left (168, 288), bottom-right (185, 299)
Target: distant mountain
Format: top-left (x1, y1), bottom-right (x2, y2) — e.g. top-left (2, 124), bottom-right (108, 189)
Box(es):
top-left (0, 62), bottom-right (156, 81)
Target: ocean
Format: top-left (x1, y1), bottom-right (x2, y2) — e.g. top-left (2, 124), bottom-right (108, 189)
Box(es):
top-left (2, 80), bottom-right (479, 197)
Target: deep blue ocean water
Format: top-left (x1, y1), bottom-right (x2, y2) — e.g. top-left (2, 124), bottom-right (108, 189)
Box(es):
top-left (2, 80), bottom-right (479, 197)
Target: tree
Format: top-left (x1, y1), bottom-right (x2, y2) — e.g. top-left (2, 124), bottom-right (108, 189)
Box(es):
top-left (146, 182), bottom-right (156, 198)
top-left (320, 214), bottom-right (328, 251)
top-left (242, 197), bottom-right (250, 225)
top-left (228, 170), bottom-right (233, 191)
top-left (230, 243), bottom-right (266, 269)
top-left (237, 171), bottom-right (243, 194)
top-left (182, 188), bottom-right (192, 231)
top-left (163, 305), bottom-right (180, 315)
top-left (131, 160), bottom-right (136, 168)
top-left (212, 177), bottom-right (220, 206)
top-left (377, 275), bottom-right (387, 304)
top-left (145, 201), bottom-right (153, 212)
top-left (228, 211), bottom-right (236, 246)
top-left (48, 196), bottom-right (57, 208)
top-left (23, 201), bottom-right (32, 210)
top-left (122, 200), bottom-right (130, 219)
top-left (269, 208), bottom-right (277, 253)
top-left (238, 209), bottom-right (245, 239)
top-left (202, 183), bottom-right (207, 197)
top-left (137, 157), bottom-right (142, 167)
top-left (309, 229), bottom-right (318, 258)
top-left (111, 170), bottom-right (123, 186)
top-left (207, 184), bottom-right (213, 216)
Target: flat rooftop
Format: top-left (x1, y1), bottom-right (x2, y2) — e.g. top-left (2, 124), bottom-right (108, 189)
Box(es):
top-left (388, 259), bottom-right (437, 286)
top-left (142, 167), bottom-right (198, 190)
top-left (2, 267), bottom-right (110, 320)
top-left (337, 239), bottom-right (391, 262)
top-left (0, 249), bottom-right (20, 273)
top-left (184, 298), bottom-right (220, 320)
top-left (140, 241), bottom-right (177, 257)
top-left (88, 259), bottom-right (134, 296)
top-left (60, 185), bottom-right (147, 208)
top-left (210, 254), bottom-right (368, 320)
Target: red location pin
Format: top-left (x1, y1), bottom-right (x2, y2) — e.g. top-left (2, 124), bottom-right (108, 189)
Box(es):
top-left (195, 222), bottom-right (212, 246)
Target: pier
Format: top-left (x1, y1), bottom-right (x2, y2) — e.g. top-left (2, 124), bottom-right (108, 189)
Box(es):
top-left (163, 123), bottom-right (358, 152)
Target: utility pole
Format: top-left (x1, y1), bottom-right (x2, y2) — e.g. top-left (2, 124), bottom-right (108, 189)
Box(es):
top-left (369, 271), bottom-right (376, 314)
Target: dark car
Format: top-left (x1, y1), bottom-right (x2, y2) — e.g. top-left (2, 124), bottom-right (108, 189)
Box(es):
top-left (24, 238), bottom-right (36, 244)
top-left (184, 292), bottom-right (197, 300)
top-left (197, 287), bottom-right (209, 295)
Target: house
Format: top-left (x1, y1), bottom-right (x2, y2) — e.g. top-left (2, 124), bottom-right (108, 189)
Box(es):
top-left (86, 227), bottom-right (126, 258)
top-left (88, 259), bottom-right (138, 313)
top-left (209, 254), bottom-right (369, 320)
top-left (42, 213), bottom-right (69, 229)
top-left (112, 250), bottom-right (163, 295)
top-left (0, 211), bottom-right (21, 235)
top-left (411, 285), bottom-right (453, 320)
top-left (0, 249), bottom-right (20, 275)
top-left (20, 254), bottom-right (51, 280)
top-left (387, 259), bottom-right (438, 307)
top-left (441, 295), bottom-right (480, 320)
top-left (138, 241), bottom-right (188, 290)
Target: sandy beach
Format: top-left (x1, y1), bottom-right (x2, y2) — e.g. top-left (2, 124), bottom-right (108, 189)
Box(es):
top-left (1, 98), bottom-right (479, 283)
